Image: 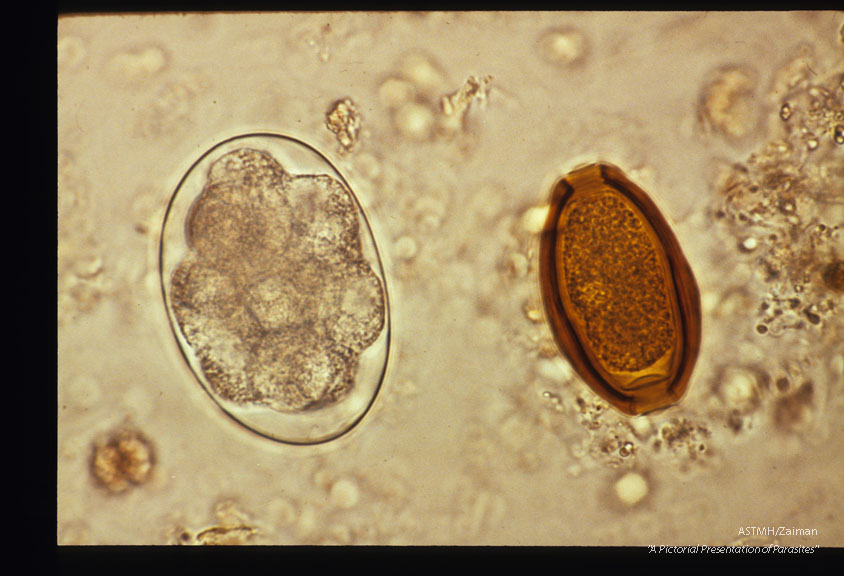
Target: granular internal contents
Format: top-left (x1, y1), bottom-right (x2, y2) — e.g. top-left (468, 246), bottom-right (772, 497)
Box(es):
top-left (539, 163), bottom-right (701, 416)
top-left (90, 426), bottom-right (156, 493)
top-left (563, 194), bottom-right (676, 372)
top-left (160, 134), bottom-right (389, 444)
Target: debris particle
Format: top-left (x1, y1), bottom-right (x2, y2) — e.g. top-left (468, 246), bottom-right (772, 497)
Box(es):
top-left (822, 260), bottom-right (844, 293)
top-left (90, 426), bottom-right (156, 493)
top-left (326, 98), bottom-right (362, 153)
top-left (196, 525), bottom-right (256, 545)
top-left (439, 75), bottom-right (493, 133)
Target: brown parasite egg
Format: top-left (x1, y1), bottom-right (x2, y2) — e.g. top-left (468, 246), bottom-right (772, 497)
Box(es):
top-left (539, 162), bottom-right (701, 416)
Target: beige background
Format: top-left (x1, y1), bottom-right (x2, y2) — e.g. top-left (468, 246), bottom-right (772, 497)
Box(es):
top-left (58, 12), bottom-right (844, 546)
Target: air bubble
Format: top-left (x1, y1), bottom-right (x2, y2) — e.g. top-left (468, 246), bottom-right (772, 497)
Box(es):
top-left (523, 303), bottom-right (543, 323)
top-left (160, 133), bottom-right (390, 445)
top-left (520, 205), bottom-right (549, 234)
top-left (739, 237), bottom-right (758, 252)
top-left (614, 472), bottom-right (648, 507)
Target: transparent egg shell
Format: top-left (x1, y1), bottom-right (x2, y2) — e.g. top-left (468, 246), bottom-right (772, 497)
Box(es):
top-left (160, 133), bottom-right (391, 444)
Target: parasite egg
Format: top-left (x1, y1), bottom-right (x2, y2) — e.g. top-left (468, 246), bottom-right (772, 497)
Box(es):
top-left (160, 133), bottom-right (390, 444)
top-left (538, 163), bottom-right (701, 416)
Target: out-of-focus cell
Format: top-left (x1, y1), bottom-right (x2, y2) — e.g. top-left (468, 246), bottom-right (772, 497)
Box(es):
top-left (536, 28), bottom-right (587, 67)
top-left (66, 374), bottom-right (102, 410)
top-left (58, 151), bottom-right (114, 325)
top-left (397, 52), bottom-right (446, 99)
top-left (699, 65), bottom-right (758, 140)
top-left (325, 98), bottom-right (361, 153)
top-left (58, 521), bottom-right (90, 545)
top-left (393, 235), bottom-right (418, 260)
top-left (717, 366), bottom-right (762, 413)
top-left (539, 163), bottom-right (701, 416)
top-left (160, 133), bottom-right (390, 445)
top-left (773, 381), bottom-right (814, 432)
top-left (329, 477), bottom-right (360, 509)
top-left (57, 36), bottom-right (86, 70)
top-left (106, 46), bottom-right (168, 84)
top-left (770, 47), bottom-right (819, 98)
top-left (90, 426), bottom-right (156, 493)
top-left (394, 102), bottom-right (434, 140)
top-left (133, 73), bottom-right (210, 138)
top-left (267, 497), bottom-right (298, 528)
top-left (379, 77), bottom-right (415, 109)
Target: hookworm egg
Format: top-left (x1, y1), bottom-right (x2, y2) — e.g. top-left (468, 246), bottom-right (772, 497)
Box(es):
top-left (539, 162), bottom-right (701, 416)
top-left (159, 133), bottom-right (391, 444)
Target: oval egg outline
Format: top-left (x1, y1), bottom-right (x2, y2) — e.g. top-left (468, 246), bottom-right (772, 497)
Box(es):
top-left (159, 132), bottom-right (392, 445)
top-left (538, 162), bottom-right (702, 416)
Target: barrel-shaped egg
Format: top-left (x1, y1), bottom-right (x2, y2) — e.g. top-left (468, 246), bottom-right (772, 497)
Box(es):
top-left (539, 163), bottom-right (701, 416)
